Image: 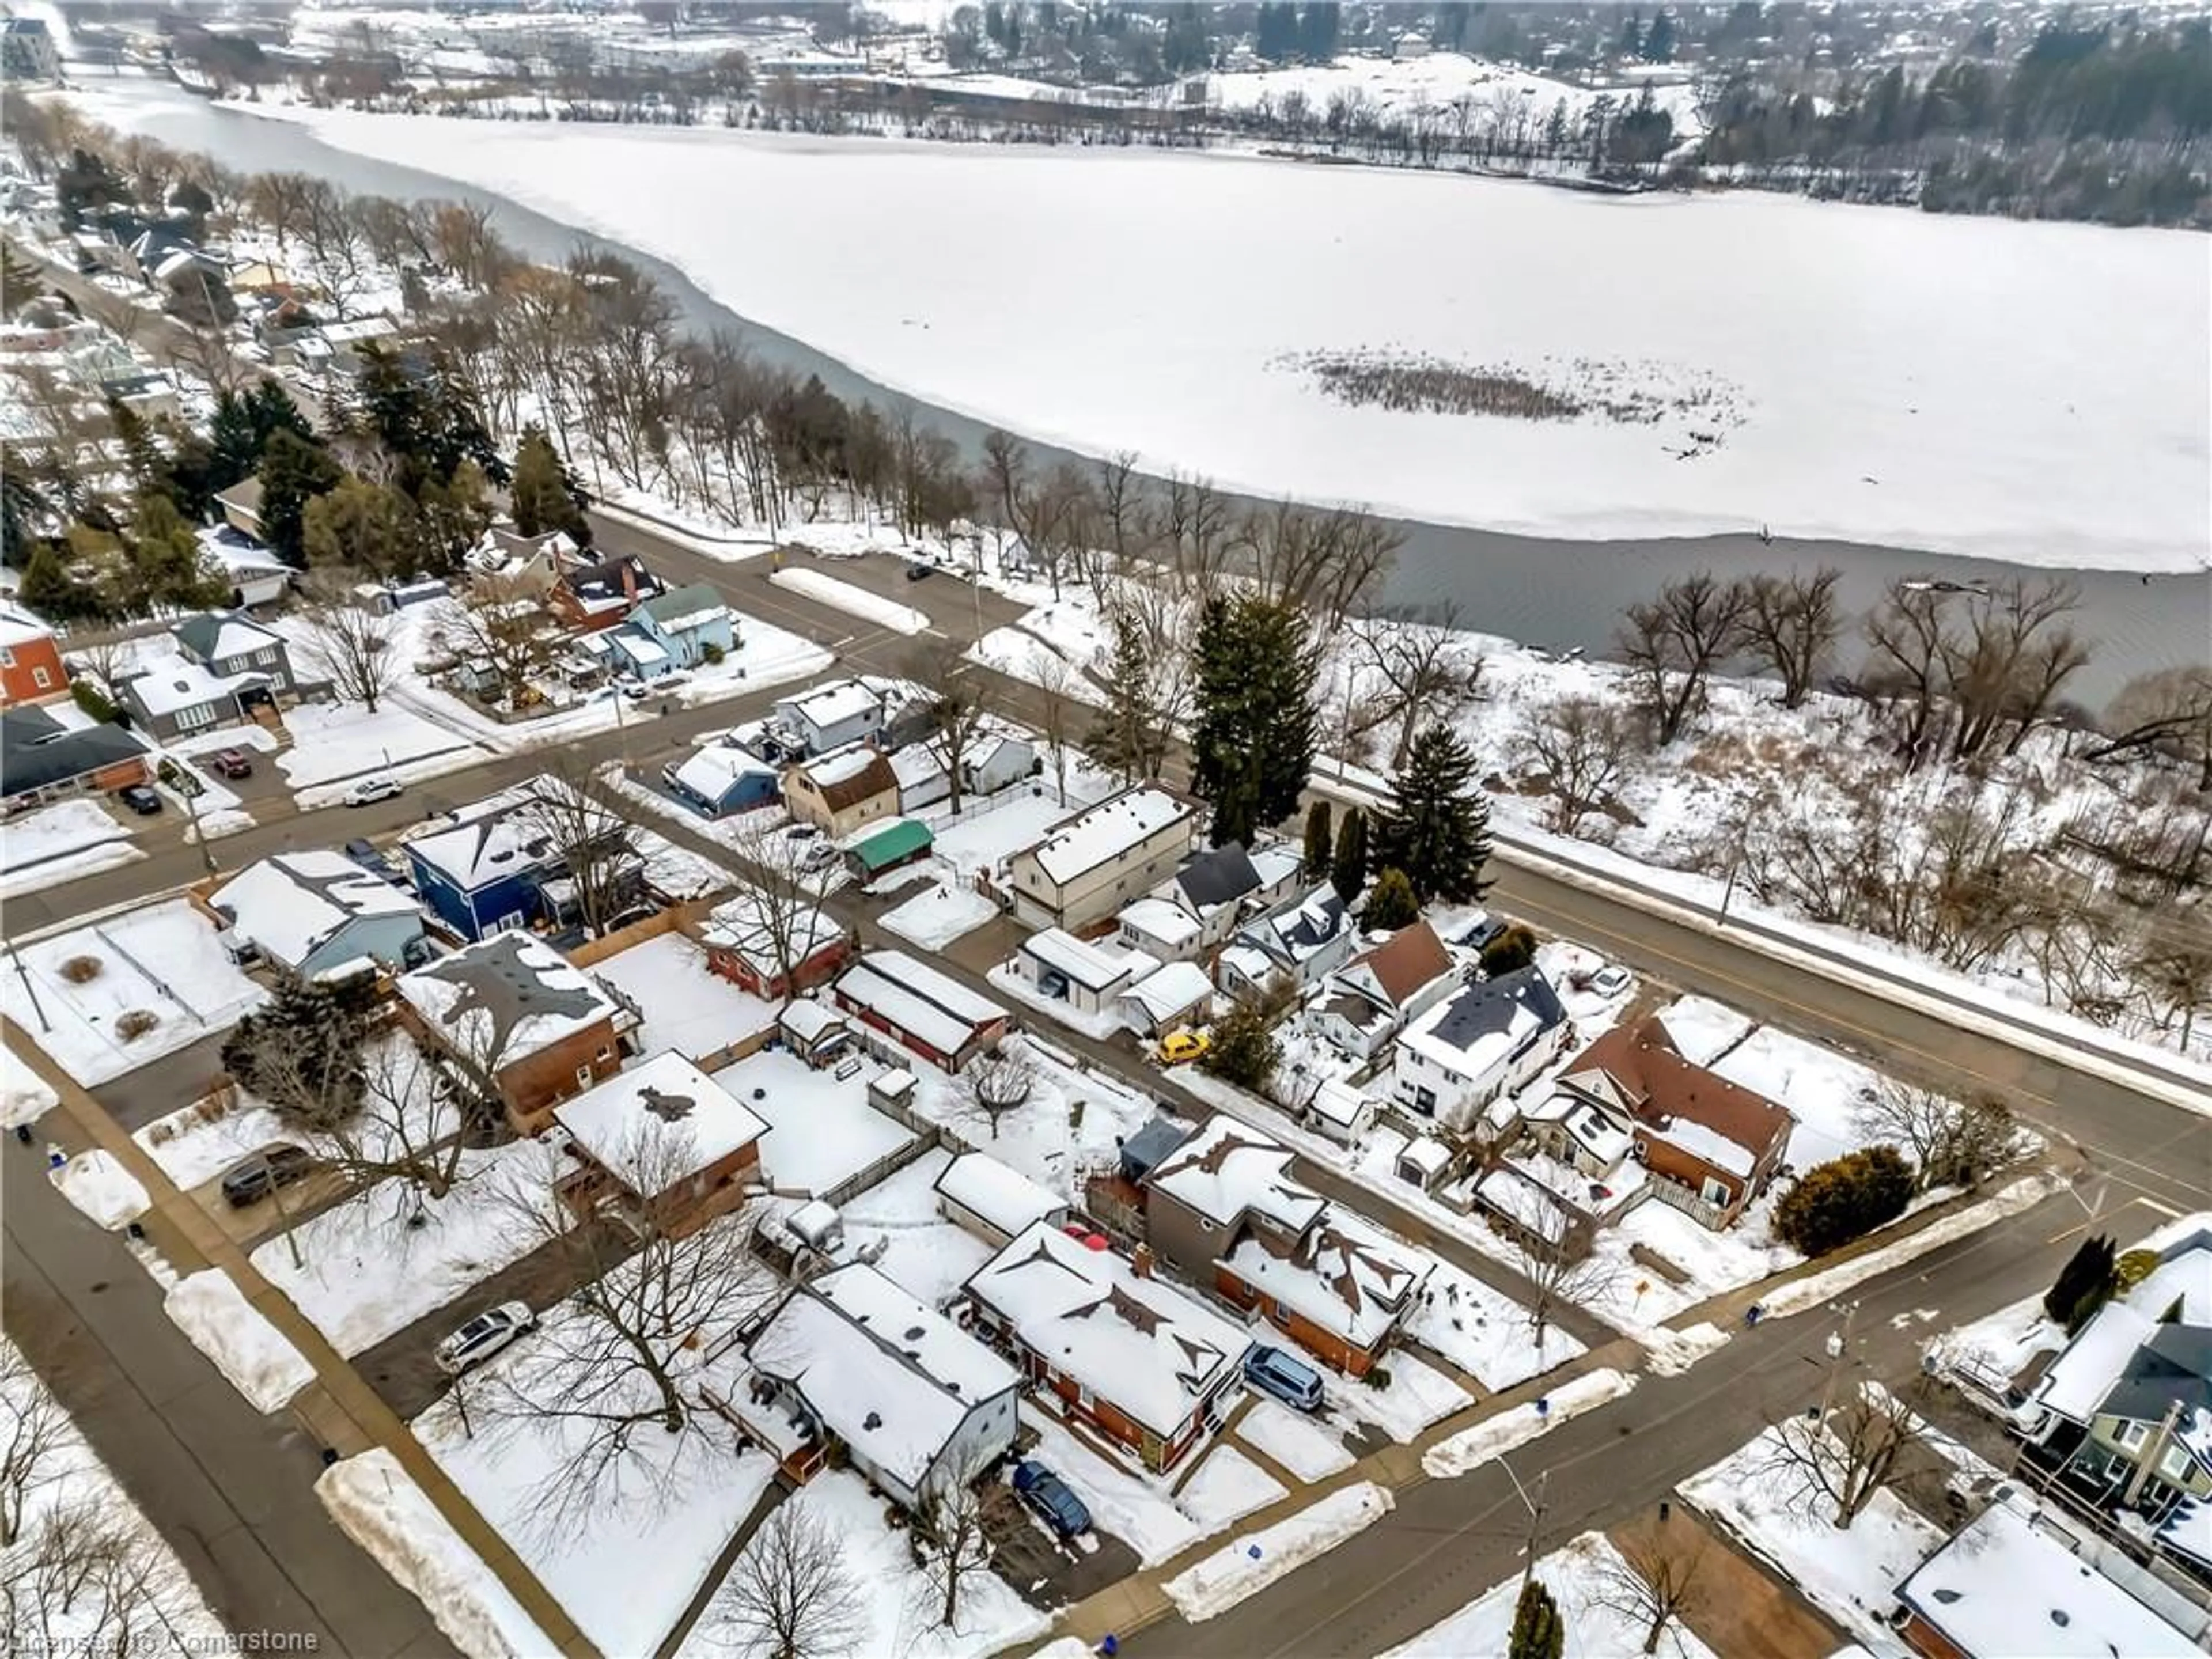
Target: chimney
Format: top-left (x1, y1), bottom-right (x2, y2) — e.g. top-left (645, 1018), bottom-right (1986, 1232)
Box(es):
top-left (1132, 1244), bottom-right (1154, 1280)
top-left (620, 560), bottom-right (639, 601)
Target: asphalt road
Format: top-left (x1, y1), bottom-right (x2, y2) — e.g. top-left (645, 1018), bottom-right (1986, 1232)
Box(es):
top-left (2, 1135), bottom-right (460, 1659)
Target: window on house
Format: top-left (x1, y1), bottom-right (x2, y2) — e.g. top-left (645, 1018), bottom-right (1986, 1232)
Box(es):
top-left (575, 1066), bottom-right (593, 1089)
top-left (2119, 1421), bottom-right (2152, 1451)
top-left (174, 703), bottom-right (215, 730)
top-left (255, 647), bottom-right (277, 666)
top-left (31, 666), bottom-right (52, 688)
top-left (2160, 1444), bottom-right (2192, 1482)
top-left (1701, 1176), bottom-right (1732, 1207)
top-left (0, 647), bottom-right (13, 668)
top-left (1413, 1086), bottom-right (1437, 1115)
top-left (596, 1046), bottom-right (613, 1062)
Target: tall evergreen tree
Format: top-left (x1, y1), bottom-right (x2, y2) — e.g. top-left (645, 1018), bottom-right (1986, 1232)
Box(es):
top-left (1642, 7), bottom-right (1676, 62)
top-left (2044, 1233), bottom-right (2118, 1332)
top-left (1363, 866), bottom-right (1420, 930)
top-left (1330, 806), bottom-right (1368, 904)
top-left (1302, 800), bottom-right (1334, 881)
top-left (1190, 594), bottom-right (1318, 849)
top-left (256, 428), bottom-right (343, 568)
top-left (1088, 609), bottom-right (1162, 783)
top-left (1374, 724), bottom-right (1494, 903)
top-left (1508, 1578), bottom-right (1565, 1659)
top-left (508, 423), bottom-right (592, 544)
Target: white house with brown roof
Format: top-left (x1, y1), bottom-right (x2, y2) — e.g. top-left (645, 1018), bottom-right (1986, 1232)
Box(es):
top-left (783, 743), bottom-right (900, 838)
top-left (1309, 920), bottom-right (1461, 1059)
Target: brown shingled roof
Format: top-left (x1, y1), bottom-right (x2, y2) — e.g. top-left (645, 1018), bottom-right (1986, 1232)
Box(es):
top-left (1349, 919), bottom-right (1455, 1008)
top-left (1563, 1016), bottom-right (1795, 1167)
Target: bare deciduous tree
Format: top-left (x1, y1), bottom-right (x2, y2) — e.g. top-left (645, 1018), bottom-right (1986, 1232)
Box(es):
top-left (510, 766), bottom-right (642, 941)
top-left (1592, 1516), bottom-right (1709, 1656)
top-left (296, 580), bottom-right (399, 712)
top-left (911, 1452), bottom-right (999, 1632)
top-left (2088, 666), bottom-right (2212, 793)
top-left (706, 1500), bottom-right (866, 1659)
top-left (1759, 1380), bottom-right (1929, 1528)
top-left (1852, 1081), bottom-right (2022, 1192)
top-left (434, 571), bottom-right (560, 709)
top-left (906, 638), bottom-right (996, 816)
top-left (1738, 567), bottom-right (1842, 709)
top-left (1518, 696), bottom-right (1637, 835)
top-left (1619, 574), bottom-right (1751, 746)
top-left (0, 1342), bottom-right (70, 1549)
top-left (1514, 1241), bottom-right (1616, 1346)
top-left (1031, 654), bottom-right (1078, 806)
top-left (713, 815), bottom-right (843, 1006)
top-left (1351, 603), bottom-right (1483, 770)
top-left (957, 1051), bottom-right (1033, 1142)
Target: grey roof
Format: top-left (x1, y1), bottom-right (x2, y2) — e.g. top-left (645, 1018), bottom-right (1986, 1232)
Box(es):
top-left (1175, 842), bottom-right (1261, 911)
top-left (1429, 965), bottom-right (1568, 1051)
top-left (2098, 1324), bottom-right (2212, 1426)
top-left (1, 707), bottom-right (149, 797)
top-left (564, 554), bottom-right (661, 605)
top-left (634, 581), bottom-right (726, 628)
top-left (1119, 1116), bottom-right (1191, 1183)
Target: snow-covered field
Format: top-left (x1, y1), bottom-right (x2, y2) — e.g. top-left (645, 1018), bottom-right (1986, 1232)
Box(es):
top-left (247, 107), bottom-right (2204, 570)
top-left (586, 931), bottom-right (776, 1061)
top-left (834, 1147), bottom-right (993, 1309)
top-left (276, 699), bottom-right (480, 791)
top-left (0, 898), bottom-right (268, 1086)
top-left (0, 797), bottom-right (142, 896)
top-left (1381, 1529), bottom-right (1721, 1659)
top-left (719, 1046), bottom-right (919, 1198)
top-left (1205, 51), bottom-right (1709, 139)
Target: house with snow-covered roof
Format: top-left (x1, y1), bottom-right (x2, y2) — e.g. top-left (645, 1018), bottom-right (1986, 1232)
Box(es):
top-left (1005, 786), bottom-right (1196, 930)
top-left (1115, 896), bottom-right (1206, 963)
top-left (206, 851), bottom-right (425, 979)
top-left (662, 740), bottom-right (779, 819)
top-left (783, 743), bottom-right (899, 838)
top-left (745, 1262), bottom-right (1021, 1511)
top-left (1310, 919), bottom-right (1461, 1060)
top-left (933, 1152), bottom-right (1067, 1249)
top-left (1216, 883), bottom-right (1356, 998)
top-left (621, 581), bottom-right (734, 670)
top-left (770, 678), bottom-right (888, 757)
top-left (552, 1051), bottom-right (767, 1237)
top-left (699, 887), bottom-right (850, 1001)
top-left (1391, 965), bottom-right (1573, 1135)
top-left (1012, 927), bottom-right (1155, 1018)
top-left (832, 949), bottom-right (1008, 1073)
top-left (0, 603), bottom-right (66, 707)
top-left (961, 1219), bottom-right (1250, 1472)
top-left (402, 778), bottom-right (645, 943)
top-left (1118, 960), bottom-right (1214, 1039)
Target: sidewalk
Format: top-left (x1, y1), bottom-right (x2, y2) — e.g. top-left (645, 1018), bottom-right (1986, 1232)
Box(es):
top-left (3, 1017), bottom-right (601, 1659)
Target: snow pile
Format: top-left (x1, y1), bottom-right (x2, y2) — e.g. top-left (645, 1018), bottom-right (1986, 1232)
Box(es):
top-left (1164, 1481), bottom-right (1395, 1622)
top-left (0, 797), bottom-right (143, 896)
top-left (1641, 1321), bottom-right (1732, 1378)
top-left (1331, 1350), bottom-right (1473, 1442)
top-left (880, 881), bottom-right (999, 950)
top-left (1237, 1399), bottom-right (1354, 1482)
top-left (1380, 1529), bottom-right (1722, 1659)
top-left (1758, 1174), bottom-right (2063, 1320)
top-left (165, 1270), bottom-right (315, 1412)
top-left (2, 1068), bottom-right (58, 1129)
top-left (770, 566), bottom-right (929, 634)
top-left (318, 1447), bottom-right (555, 1659)
top-left (1423, 1369), bottom-right (1637, 1479)
top-left (50, 1147), bottom-right (150, 1229)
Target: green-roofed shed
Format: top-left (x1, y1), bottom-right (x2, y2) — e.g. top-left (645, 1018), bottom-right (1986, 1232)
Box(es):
top-left (849, 817), bottom-right (934, 877)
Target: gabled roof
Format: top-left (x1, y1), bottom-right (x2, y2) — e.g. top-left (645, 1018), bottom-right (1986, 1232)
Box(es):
top-left (934, 1152), bottom-right (1063, 1239)
top-left (776, 679), bottom-right (882, 732)
top-left (1021, 927), bottom-right (1146, 994)
top-left (2097, 1324), bottom-right (2212, 1429)
top-left (1145, 1116), bottom-right (1324, 1234)
top-left (122, 654), bottom-right (268, 717)
top-left (671, 741), bottom-right (775, 803)
top-left (700, 888), bottom-right (843, 979)
top-left (850, 817), bottom-right (933, 873)
top-left (1222, 1207), bottom-right (1432, 1349)
top-left (1337, 920), bottom-right (1455, 1011)
top-left (1020, 787), bottom-right (1192, 885)
top-left (209, 851), bottom-right (417, 971)
top-left (1121, 960), bottom-right (1213, 1022)
top-left (634, 580), bottom-right (728, 634)
top-left (1560, 1017), bottom-right (1793, 1178)
top-left (1119, 897), bottom-right (1203, 948)
top-left (795, 744), bottom-right (898, 813)
top-left (0, 706), bottom-right (150, 797)
top-left (1400, 965), bottom-right (1569, 1077)
top-left (560, 553), bottom-right (661, 610)
top-left (1237, 884), bottom-right (1349, 964)
top-left (554, 1050), bottom-right (767, 1191)
top-left (1175, 842), bottom-right (1260, 912)
top-left (0, 603), bottom-right (54, 649)
top-left (174, 610), bottom-right (283, 666)
top-left (834, 950), bottom-right (1006, 1057)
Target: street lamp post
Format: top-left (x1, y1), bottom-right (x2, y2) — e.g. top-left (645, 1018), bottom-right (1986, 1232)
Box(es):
top-left (1497, 1453), bottom-right (1550, 1596)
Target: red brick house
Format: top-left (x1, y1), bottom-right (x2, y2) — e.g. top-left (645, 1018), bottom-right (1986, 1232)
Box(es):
top-left (831, 949), bottom-right (1008, 1074)
top-left (0, 605), bottom-right (67, 707)
top-left (698, 890), bottom-right (851, 1001)
top-left (552, 1051), bottom-right (767, 1237)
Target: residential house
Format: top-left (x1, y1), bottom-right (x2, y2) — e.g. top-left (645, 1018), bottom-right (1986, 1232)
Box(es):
top-left (2061, 1327), bottom-right (2212, 1520)
top-left (148, 247), bottom-right (234, 327)
top-left (1117, 961), bottom-right (1214, 1039)
top-left (1165, 842), bottom-right (1264, 949)
top-left (116, 652), bottom-right (279, 740)
top-left (961, 733), bottom-right (1036, 798)
top-left (1005, 787), bottom-right (1196, 931)
top-left (214, 478), bottom-right (267, 541)
top-left (846, 818), bottom-right (934, 882)
top-left (206, 852), bottom-right (425, 978)
top-left (784, 745), bottom-right (900, 838)
top-left (1216, 884), bottom-right (1356, 999)
top-left (891, 745), bottom-right (951, 814)
top-left (620, 581), bottom-right (734, 672)
top-left (777, 999), bottom-right (851, 1068)
top-left (770, 679), bottom-right (887, 759)
top-left (0, 605), bottom-right (66, 707)
top-left (1539, 1017), bottom-right (1796, 1226)
top-left (1013, 928), bottom-right (1154, 1018)
top-left (402, 781), bottom-right (644, 944)
top-left (746, 1263), bottom-right (1022, 1510)
top-left (1, 704), bottom-right (153, 807)
top-left (1391, 966), bottom-right (1573, 1135)
top-left (548, 553), bottom-right (662, 632)
top-left (832, 949), bottom-right (1009, 1073)
top-left (173, 612), bottom-right (300, 698)
top-left (1893, 1495), bottom-right (2206, 1659)
top-left (699, 889), bottom-right (850, 1001)
top-left (933, 1152), bottom-right (1067, 1249)
top-left (662, 741), bottom-right (779, 819)
top-left (1309, 921), bottom-right (1461, 1060)
top-left (1, 17), bottom-right (60, 79)
top-left (1465, 1160), bottom-right (1602, 1260)
top-left (963, 1219), bottom-right (1251, 1472)
top-left (197, 526), bottom-right (292, 609)
top-left (1115, 897), bottom-right (1205, 964)
top-left (395, 933), bottom-right (630, 1133)
top-left (551, 1051), bottom-right (767, 1237)
top-left (1300, 1078), bottom-right (1378, 1146)
top-left (467, 524), bottom-right (573, 596)
top-left (1246, 843), bottom-right (1307, 909)
top-left (300, 316), bottom-right (399, 378)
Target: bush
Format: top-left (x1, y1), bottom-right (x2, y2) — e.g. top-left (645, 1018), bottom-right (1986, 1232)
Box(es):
top-left (1198, 1000), bottom-right (1280, 1092)
top-left (1359, 1364), bottom-right (1392, 1391)
top-left (114, 1009), bottom-right (161, 1041)
top-left (700, 639), bottom-right (725, 665)
top-left (2044, 1234), bottom-right (2118, 1331)
top-left (1772, 1145), bottom-right (1915, 1256)
top-left (1480, 923), bottom-right (1539, 976)
top-left (70, 679), bottom-right (117, 721)
top-left (58, 955), bottom-right (103, 984)
top-left (1362, 866), bottom-right (1420, 930)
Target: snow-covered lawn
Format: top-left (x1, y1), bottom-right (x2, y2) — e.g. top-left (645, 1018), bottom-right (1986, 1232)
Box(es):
top-left (673, 611), bottom-right (836, 703)
top-left (49, 1147), bottom-right (150, 1229)
top-left (1329, 1351), bottom-right (1472, 1442)
top-left (679, 1470), bottom-right (1047, 1659)
top-left (770, 566), bottom-right (929, 634)
top-left (1176, 1445), bottom-right (1290, 1537)
top-left (1423, 1368), bottom-right (1637, 1479)
top-left (1380, 1530), bottom-right (1721, 1659)
top-left (0, 797), bottom-right (142, 896)
top-left (880, 880), bottom-right (999, 950)
top-left (908, 1033), bottom-right (1162, 1206)
top-left (0, 898), bottom-right (269, 1086)
top-left (1712, 1024), bottom-right (1885, 1169)
top-left (250, 109), bottom-right (2207, 571)
top-left (1682, 1423), bottom-right (1944, 1654)
top-left (836, 1147), bottom-right (993, 1310)
top-left (0, 1333), bottom-right (230, 1652)
top-left (1207, 50), bottom-right (1709, 139)
top-left (965, 627), bottom-right (1108, 706)
top-left (1405, 1260), bottom-right (1584, 1392)
top-left (1237, 1398), bottom-right (1354, 1483)
top-left (319, 1448), bottom-right (555, 1659)
top-left (251, 1139), bottom-right (562, 1355)
top-left (717, 1046), bottom-right (919, 1198)
top-left (1164, 1481), bottom-right (1395, 1622)
top-left (586, 931), bottom-right (775, 1062)
top-left (278, 699), bottom-right (480, 789)
top-left (165, 1269), bottom-right (315, 1412)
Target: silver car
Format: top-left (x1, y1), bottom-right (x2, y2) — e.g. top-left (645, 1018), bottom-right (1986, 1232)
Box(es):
top-left (434, 1301), bottom-right (536, 1375)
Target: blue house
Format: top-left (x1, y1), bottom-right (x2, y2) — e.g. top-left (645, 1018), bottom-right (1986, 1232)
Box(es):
top-left (405, 801), bottom-right (556, 942)
top-left (662, 741), bottom-right (779, 819)
top-left (616, 582), bottom-right (736, 674)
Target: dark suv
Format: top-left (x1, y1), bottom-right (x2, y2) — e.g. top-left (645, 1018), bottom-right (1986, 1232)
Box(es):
top-left (219, 1143), bottom-right (316, 1207)
top-left (1011, 1460), bottom-right (1092, 1539)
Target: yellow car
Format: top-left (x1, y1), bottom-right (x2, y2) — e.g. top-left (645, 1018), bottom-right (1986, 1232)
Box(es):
top-left (1157, 1029), bottom-right (1211, 1065)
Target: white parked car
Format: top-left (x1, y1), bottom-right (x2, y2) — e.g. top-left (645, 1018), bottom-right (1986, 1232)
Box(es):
top-left (342, 775), bottom-right (403, 807)
top-left (1590, 965), bottom-right (1633, 997)
top-left (434, 1301), bottom-right (536, 1374)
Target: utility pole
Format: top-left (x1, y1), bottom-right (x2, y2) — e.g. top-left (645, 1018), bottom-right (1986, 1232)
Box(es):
top-left (177, 770), bottom-right (217, 876)
top-left (1498, 1455), bottom-right (1550, 1595)
top-left (2123, 1398), bottom-right (2186, 1508)
top-left (1818, 1300), bottom-right (1860, 1423)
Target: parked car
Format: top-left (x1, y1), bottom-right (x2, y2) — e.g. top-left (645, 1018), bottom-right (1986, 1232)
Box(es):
top-left (1244, 1344), bottom-right (1325, 1412)
top-left (342, 837), bottom-right (400, 881)
top-left (116, 784), bottom-right (162, 816)
top-left (210, 748), bottom-right (253, 779)
top-left (1456, 913), bottom-right (1508, 952)
top-left (342, 776), bottom-right (403, 807)
top-left (1589, 965), bottom-right (1632, 997)
top-left (434, 1301), bottom-right (537, 1375)
top-left (1010, 1460), bottom-right (1092, 1538)
top-left (219, 1143), bottom-right (316, 1207)
top-left (906, 561), bottom-right (935, 582)
top-left (801, 842), bottom-right (840, 870)
top-left (785, 824), bottom-right (820, 840)
top-left (1157, 1029), bottom-right (1211, 1066)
